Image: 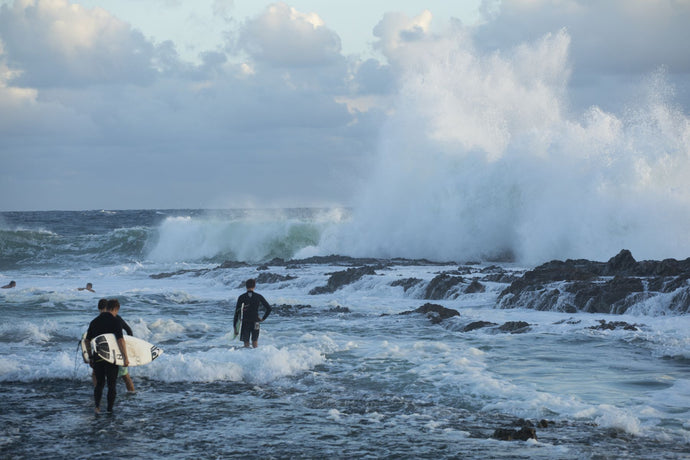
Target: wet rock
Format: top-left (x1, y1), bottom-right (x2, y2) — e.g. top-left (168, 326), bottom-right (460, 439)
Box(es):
top-left (150, 268), bottom-right (210, 279)
top-left (498, 321), bottom-right (531, 333)
top-left (218, 260), bottom-right (250, 269)
top-left (492, 426), bottom-right (537, 441)
top-left (255, 272), bottom-right (297, 284)
top-left (424, 274), bottom-right (464, 300)
top-left (328, 306), bottom-right (351, 313)
top-left (498, 250), bottom-right (690, 314)
top-left (257, 264), bottom-right (270, 271)
top-left (272, 304), bottom-right (312, 316)
top-left (464, 279), bottom-right (486, 294)
top-left (588, 320), bottom-right (641, 331)
top-left (462, 321), bottom-right (497, 332)
top-left (400, 303), bottom-right (460, 324)
top-left (309, 266), bottom-right (378, 295)
top-left (390, 278), bottom-right (424, 292)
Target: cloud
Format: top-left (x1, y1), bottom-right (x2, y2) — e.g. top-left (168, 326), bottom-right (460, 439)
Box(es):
top-left (0, 0), bottom-right (158, 87)
top-left (476, 0), bottom-right (690, 75)
top-left (237, 2), bottom-right (342, 67)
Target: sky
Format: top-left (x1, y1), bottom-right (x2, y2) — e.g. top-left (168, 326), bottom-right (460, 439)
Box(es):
top-left (1, 0), bottom-right (689, 211)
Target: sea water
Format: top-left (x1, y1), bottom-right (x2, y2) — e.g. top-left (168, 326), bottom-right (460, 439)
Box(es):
top-left (1, 209), bottom-right (689, 459)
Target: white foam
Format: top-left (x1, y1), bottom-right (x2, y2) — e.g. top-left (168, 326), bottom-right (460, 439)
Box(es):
top-left (138, 344), bottom-right (327, 384)
top-left (317, 28), bottom-right (690, 264)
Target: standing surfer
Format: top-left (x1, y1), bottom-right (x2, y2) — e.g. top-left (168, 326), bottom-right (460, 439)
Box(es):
top-left (90, 299), bottom-right (136, 392)
top-left (234, 279), bottom-right (272, 348)
top-left (85, 299), bottom-right (129, 413)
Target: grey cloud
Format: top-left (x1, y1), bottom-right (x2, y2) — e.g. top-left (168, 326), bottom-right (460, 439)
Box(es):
top-left (476, 0), bottom-right (690, 76)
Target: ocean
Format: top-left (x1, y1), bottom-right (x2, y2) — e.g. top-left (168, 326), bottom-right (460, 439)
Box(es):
top-left (0, 208), bottom-right (689, 459)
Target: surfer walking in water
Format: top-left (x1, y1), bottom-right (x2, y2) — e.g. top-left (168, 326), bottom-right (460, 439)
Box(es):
top-left (85, 299), bottom-right (129, 413)
top-left (90, 299), bottom-right (136, 392)
top-left (235, 279), bottom-right (272, 348)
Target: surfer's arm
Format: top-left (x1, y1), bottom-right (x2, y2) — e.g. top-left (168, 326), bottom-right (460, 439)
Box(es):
top-left (260, 295), bottom-right (271, 321)
top-left (119, 316), bottom-right (133, 336)
top-left (116, 337), bottom-right (130, 367)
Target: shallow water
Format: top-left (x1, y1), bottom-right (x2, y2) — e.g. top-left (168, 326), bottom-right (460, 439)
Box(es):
top-left (1, 210), bottom-right (689, 459)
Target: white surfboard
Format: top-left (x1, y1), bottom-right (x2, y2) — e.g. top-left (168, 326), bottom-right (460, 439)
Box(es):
top-left (80, 332), bottom-right (90, 363)
top-left (232, 303), bottom-right (244, 340)
top-left (91, 333), bottom-right (163, 366)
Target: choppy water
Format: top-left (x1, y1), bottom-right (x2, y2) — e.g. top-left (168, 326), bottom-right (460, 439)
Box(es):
top-left (1, 210), bottom-right (689, 459)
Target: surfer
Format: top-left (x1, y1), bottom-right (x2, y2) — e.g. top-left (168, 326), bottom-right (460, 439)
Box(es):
top-left (85, 299), bottom-right (129, 413)
top-left (78, 283), bottom-right (95, 292)
top-left (90, 299), bottom-right (135, 392)
top-left (234, 279), bottom-right (272, 348)
top-left (2, 280), bottom-right (16, 289)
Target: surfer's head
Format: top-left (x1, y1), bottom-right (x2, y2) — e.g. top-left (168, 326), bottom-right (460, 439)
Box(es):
top-left (246, 278), bottom-right (256, 290)
top-left (106, 298), bottom-right (120, 313)
top-left (98, 298), bottom-right (108, 311)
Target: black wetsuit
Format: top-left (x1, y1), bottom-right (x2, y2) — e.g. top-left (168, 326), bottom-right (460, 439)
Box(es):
top-left (118, 316), bottom-right (132, 336)
top-left (86, 312), bottom-right (123, 412)
top-left (234, 291), bottom-right (272, 343)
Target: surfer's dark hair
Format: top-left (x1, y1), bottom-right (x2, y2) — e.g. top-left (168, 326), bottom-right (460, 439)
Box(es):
top-left (246, 279), bottom-right (256, 289)
top-left (98, 298), bottom-right (108, 311)
top-left (106, 299), bottom-right (120, 311)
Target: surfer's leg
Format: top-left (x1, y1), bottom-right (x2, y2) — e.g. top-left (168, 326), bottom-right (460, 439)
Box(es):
top-left (122, 374), bottom-right (135, 392)
top-left (93, 361), bottom-right (106, 410)
top-left (105, 364), bottom-right (118, 412)
top-left (251, 324), bottom-right (260, 348)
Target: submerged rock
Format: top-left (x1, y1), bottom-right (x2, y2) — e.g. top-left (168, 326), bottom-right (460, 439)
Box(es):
top-left (492, 427), bottom-right (537, 441)
top-left (256, 272), bottom-right (297, 284)
top-left (424, 274), bottom-right (464, 300)
top-left (309, 266), bottom-right (379, 295)
top-left (390, 277), bottom-right (424, 292)
top-left (588, 320), bottom-right (641, 331)
top-left (400, 303), bottom-right (460, 324)
top-left (464, 279), bottom-right (486, 294)
top-left (462, 321), bottom-right (498, 332)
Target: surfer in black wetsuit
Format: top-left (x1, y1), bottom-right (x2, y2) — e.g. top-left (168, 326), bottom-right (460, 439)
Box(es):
top-left (86, 299), bottom-right (129, 413)
top-left (235, 279), bottom-right (272, 348)
top-left (91, 299), bottom-right (136, 392)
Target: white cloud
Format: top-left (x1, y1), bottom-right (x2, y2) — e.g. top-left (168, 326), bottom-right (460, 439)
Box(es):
top-left (237, 2), bottom-right (342, 67)
top-left (0, 0), bottom-right (158, 87)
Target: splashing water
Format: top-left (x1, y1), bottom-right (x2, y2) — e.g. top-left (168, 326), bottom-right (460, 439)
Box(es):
top-left (324, 29), bottom-right (690, 264)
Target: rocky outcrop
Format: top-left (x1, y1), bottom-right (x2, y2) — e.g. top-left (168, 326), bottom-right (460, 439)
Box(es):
top-left (309, 266), bottom-right (379, 295)
top-left (256, 272), bottom-right (297, 284)
top-left (424, 274), bottom-right (464, 300)
top-left (499, 250), bottom-right (690, 314)
top-left (400, 303), bottom-right (460, 324)
top-left (390, 278), bottom-right (424, 292)
top-left (464, 279), bottom-right (486, 294)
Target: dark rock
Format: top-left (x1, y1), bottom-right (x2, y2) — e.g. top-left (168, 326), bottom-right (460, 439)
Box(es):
top-left (309, 266), bottom-right (378, 295)
top-left (255, 272), bottom-right (297, 284)
top-left (498, 321), bottom-right (531, 333)
top-left (464, 280), bottom-right (486, 294)
top-left (481, 272), bottom-right (520, 283)
top-left (257, 264), bottom-right (270, 271)
top-left (272, 304), bottom-right (312, 316)
top-left (150, 268), bottom-right (210, 279)
top-left (492, 427), bottom-right (537, 441)
top-left (390, 278), bottom-right (424, 292)
top-left (400, 303), bottom-right (460, 324)
top-left (328, 306), bottom-right (351, 313)
top-left (424, 274), bottom-right (464, 300)
top-left (498, 250), bottom-right (690, 314)
top-left (218, 260), bottom-right (250, 269)
top-left (462, 321), bottom-right (497, 332)
top-left (588, 320), bottom-right (641, 331)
